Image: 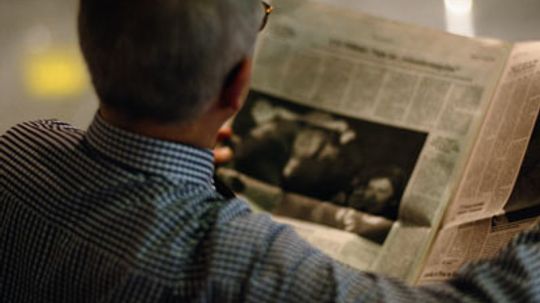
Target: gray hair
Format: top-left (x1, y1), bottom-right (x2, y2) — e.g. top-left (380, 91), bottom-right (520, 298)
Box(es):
top-left (78, 0), bottom-right (261, 122)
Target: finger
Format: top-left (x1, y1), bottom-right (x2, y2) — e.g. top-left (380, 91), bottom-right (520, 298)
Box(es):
top-left (214, 146), bottom-right (234, 164)
top-left (217, 127), bottom-right (233, 141)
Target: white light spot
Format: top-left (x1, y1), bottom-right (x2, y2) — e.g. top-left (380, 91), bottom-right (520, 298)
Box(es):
top-left (445, 0), bottom-right (475, 37)
top-left (444, 0), bottom-right (473, 15)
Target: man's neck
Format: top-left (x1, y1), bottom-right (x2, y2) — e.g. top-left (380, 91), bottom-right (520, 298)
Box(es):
top-left (99, 107), bottom-right (219, 149)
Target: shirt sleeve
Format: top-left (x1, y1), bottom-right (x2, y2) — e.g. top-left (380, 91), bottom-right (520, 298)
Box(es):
top-left (214, 212), bottom-right (540, 303)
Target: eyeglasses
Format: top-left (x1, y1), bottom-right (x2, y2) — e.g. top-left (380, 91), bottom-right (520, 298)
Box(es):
top-left (260, 1), bottom-right (273, 31)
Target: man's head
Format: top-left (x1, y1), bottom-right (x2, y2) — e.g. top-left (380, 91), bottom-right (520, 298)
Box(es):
top-left (357, 177), bottom-right (394, 214)
top-left (79, 0), bottom-right (263, 124)
top-left (349, 167), bottom-right (406, 219)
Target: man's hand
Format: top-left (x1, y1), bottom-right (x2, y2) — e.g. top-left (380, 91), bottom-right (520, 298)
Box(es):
top-left (214, 126), bottom-right (234, 165)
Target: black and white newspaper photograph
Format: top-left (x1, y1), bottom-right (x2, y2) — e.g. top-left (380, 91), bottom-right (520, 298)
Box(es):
top-left (224, 90), bottom-right (428, 243)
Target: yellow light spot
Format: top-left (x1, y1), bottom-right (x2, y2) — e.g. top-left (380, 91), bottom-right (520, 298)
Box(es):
top-left (24, 47), bottom-right (88, 100)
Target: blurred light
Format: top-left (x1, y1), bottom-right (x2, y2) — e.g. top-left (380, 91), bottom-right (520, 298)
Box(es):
top-left (444, 0), bottom-right (473, 15)
top-left (445, 0), bottom-right (475, 37)
top-left (24, 47), bottom-right (88, 100)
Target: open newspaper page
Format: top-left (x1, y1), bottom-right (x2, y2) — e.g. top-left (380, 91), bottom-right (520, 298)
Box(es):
top-left (218, 0), bottom-right (511, 281)
top-left (419, 42), bottom-right (540, 284)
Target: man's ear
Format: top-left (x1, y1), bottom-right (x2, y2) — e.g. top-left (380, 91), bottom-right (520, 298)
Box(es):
top-left (219, 58), bottom-right (253, 111)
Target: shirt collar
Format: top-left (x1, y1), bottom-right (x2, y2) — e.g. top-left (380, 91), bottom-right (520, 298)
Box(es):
top-left (85, 113), bottom-right (215, 186)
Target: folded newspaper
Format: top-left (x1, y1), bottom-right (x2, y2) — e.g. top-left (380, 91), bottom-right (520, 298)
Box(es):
top-left (217, 0), bottom-right (540, 284)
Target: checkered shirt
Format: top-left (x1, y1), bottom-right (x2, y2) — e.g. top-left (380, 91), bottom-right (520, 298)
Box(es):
top-left (1, 114), bottom-right (540, 302)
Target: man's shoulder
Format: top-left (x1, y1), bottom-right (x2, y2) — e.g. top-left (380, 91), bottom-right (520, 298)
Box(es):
top-left (4, 119), bottom-right (79, 132)
top-left (1, 119), bottom-right (85, 154)
top-left (1, 119), bottom-right (84, 141)
top-left (0, 119), bottom-right (87, 193)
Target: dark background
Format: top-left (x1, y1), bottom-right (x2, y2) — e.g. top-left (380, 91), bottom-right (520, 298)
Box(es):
top-left (232, 90), bottom-right (428, 204)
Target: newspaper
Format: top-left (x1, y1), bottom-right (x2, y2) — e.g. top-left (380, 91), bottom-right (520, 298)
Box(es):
top-left (419, 42), bottom-right (540, 283)
top-left (273, 216), bottom-right (381, 270)
top-left (217, 0), bottom-right (539, 283)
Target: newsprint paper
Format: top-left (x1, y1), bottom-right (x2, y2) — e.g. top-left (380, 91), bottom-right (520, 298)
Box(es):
top-left (217, 0), bottom-right (540, 284)
top-left (419, 42), bottom-right (540, 283)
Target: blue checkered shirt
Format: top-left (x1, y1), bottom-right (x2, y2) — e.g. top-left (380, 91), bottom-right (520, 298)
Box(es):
top-left (1, 114), bottom-right (540, 302)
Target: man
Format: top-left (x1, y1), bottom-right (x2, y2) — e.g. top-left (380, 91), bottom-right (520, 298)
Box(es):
top-left (335, 166), bottom-right (406, 221)
top-left (0, 1), bottom-right (539, 302)
top-left (280, 112), bottom-right (363, 201)
top-left (233, 98), bottom-right (301, 185)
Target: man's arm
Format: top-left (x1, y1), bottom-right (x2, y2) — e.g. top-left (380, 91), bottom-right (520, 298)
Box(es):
top-left (214, 210), bottom-right (540, 302)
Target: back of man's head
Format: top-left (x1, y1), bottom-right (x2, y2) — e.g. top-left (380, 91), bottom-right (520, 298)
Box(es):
top-left (78, 0), bottom-right (260, 123)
